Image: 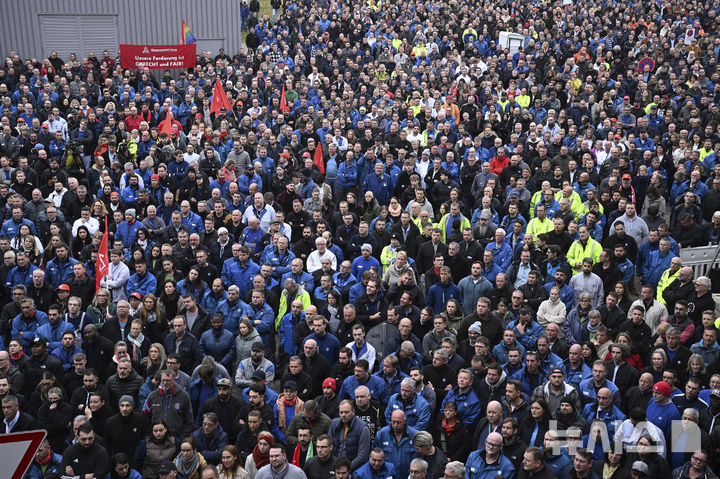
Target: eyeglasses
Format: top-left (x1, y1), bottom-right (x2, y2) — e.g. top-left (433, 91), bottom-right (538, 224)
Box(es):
top-left (485, 442), bottom-right (502, 448)
top-left (692, 456), bottom-right (707, 463)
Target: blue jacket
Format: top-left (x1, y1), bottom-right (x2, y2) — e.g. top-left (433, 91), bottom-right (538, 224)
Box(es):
top-left (507, 319), bottom-right (544, 350)
top-left (581, 403), bottom-right (626, 437)
top-left (279, 312), bottom-right (305, 356)
top-left (6, 263), bottom-right (38, 288)
top-left (485, 242), bottom-right (514, 271)
top-left (238, 173), bottom-right (263, 194)
top-left (303, 332), bottom-right (341, 365)
top-left (12, 310), bottom-right (50, 351)
top-left (465, 450), bottom-right (516, 479)
top-left (248, 302), bottom-right (275, 345)
top-left (339, 374), bottom-right (388, 404)
top-left (199, 328), bottom-right (236, 365)
top-left (45, 256), bottom-right (80, 287)
top-left (51, 344), bottom-right (84, 370)
top-left (181, 211), bottom-right (205, 234)
top-left (337, 161), bottom-right (358, 188)
top-left (215, 298), bottom-right (251, 334)
top-left (563, 359), bottom-right (592, 391)
top-left (374, 425), bottom-right (419, 479)
top-left (352, 256), bottom-right (381, 280)
top-left (374, 370), bottom-right (409, 406)
top-left (492, 341), bottom-right (526, 364)
top-left (364, 172), bottom-right (392, 206)
top-left (188, 377), bottom-right (219, 421)
top-left (441, 386), bottom-right (482, 430)
top-left (579, 378), bottom-right (620, 407)
top-left (121, 186), bottom-right (140, 206)
top-left (260, 248), bottom-right (295, 279)
top-left (511, 367), bottom-right (548, 397)
top-left (426, 281), bottom-right (461, 315)
top-left (127, 272), bottom-right (157, 297)
top-left (642, 249), bottom-right (673, 286)
top-left (116, 220), bottom-right (144, 248)
top-left (281, 271), bottom-right (314, 292)
top-left (191, 424), bottom-right (229, 464)
top-left (330, 415), bottom-right (372, 471)
top-left (226, 260), bottom-right (260, 297)
top-left (352, 461), bottom-right (395, 479)
top-left (201, 290), bottom-right (227, 317)
top-left (25, 452), bottom-right (63, 479)
top-left (36, 320), bottom-right (75, 350)
top-left (457, 276), bottom-right (493, 316)
top-left (0, 217), bottom-right (37, 237)
top-left (385, 392), bottom-right (431, 430)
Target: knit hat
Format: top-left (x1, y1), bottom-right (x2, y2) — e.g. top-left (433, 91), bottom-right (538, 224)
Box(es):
top-left (652, 381), bottom-right (671, 397)
top-left (119, 395), bottom-right (134, 407)
top-left (468, 322), bottom-right (483, 335)
top-left (322, 378), bottom-right (337, 391)
top-left (125, 208), bottom-right (136, 217)
top-left (258, 432), bottom-right (274, 445)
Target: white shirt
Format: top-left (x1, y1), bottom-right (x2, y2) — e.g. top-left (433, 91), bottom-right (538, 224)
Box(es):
top-left (306, 249), bottom-right (337, 273)
top-left (72, 217), bottom-right (100, 237)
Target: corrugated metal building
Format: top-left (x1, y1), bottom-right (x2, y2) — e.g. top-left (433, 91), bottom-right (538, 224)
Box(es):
top-left (0, 0), bottom-right (244, 62)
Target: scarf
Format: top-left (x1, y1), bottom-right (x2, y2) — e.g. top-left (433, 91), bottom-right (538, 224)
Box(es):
top-left (35, 449), bottom-right (52, 466)
top-left (441, 417), bottom-right (457, 434)
top-left (291, 441), bottom-right (314, 466)
top-left (253, 433), bottom-right (274, 469)
top-left (10, 350), bottom-right (23, 362)
top-left (283, 396), bottom-right (297, 407)
top-left (127, 332), bottom-right (145, 362)
top-left (175, 451), bottom-right (201, 478)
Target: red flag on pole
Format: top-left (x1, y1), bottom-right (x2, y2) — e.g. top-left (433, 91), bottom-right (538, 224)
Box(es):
top-left (158, 111), bottom-right (174, 136)
top-left (313, 142), bottom-right (325, 174)
top-left (96, 217), bottom-right (109, 291)
top-left (210, 79), bottom-right (232, 115)
top-left (279, 84), bottom-right (291, 113)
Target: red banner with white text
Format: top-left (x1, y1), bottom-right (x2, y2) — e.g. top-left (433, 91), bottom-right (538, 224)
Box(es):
top-left (120, 44), bottom-right (196, 69)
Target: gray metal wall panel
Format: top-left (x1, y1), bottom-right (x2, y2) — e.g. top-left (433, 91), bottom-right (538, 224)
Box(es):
top-left (1, 0), bottom-right (244, 61)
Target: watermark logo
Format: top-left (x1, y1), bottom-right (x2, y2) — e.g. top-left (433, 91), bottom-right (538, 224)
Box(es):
top-left (545, 419), bottom-right (702, 456)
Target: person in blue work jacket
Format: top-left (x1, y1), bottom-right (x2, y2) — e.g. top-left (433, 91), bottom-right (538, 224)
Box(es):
top-left (339, 359), bottom-right (388, 404)
top-left (126, 260), bottom-right (157, 298)
top-left (364, 162), bottom-right (392, 206)
top-left (45, 244), bottom-right (79, 287)
top-left (36, 304), bottom-right (74, 351)
top-left (384, 377), bottom-right (431, 431)
top-left (441, 368), bottom-right (482, 432)
top-left (464, 431), bottom-right (515, 479)
top-left (374, 409), bottom-right (418, 479)
top-left (352, 447), bottom-right (395, 479)
top-left (374, 355), bottom-right (409, 408)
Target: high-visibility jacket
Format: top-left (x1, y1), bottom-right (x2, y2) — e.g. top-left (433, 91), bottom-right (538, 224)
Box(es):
top-left (566, 237), bottom-right (602, 273)
top-left (657, 267), bottom-right (681, 306)
top-left (526, 216), bottom-right (554, 240)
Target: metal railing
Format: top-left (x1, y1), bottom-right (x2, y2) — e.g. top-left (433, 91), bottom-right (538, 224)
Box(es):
top-left (679, 245), bottom-right (720, 279)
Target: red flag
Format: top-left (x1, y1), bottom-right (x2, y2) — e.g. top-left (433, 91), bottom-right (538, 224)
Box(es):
top-left (313, 142), bottom-right (325, 174)
top-left (96, 217), bottom-right (109, 291)
top-left (279, 84), bottom-right (291, 113)
top-left (158, 111), bottom-right (174, 136)
top-left (210, 79), bottom-right (232, 115)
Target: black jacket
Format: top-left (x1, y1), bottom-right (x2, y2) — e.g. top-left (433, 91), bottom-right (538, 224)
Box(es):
top-left (101, 316), bottom-right (134, 345)
top-left (103, 411), bottom-right (147, 462)
top-left (37, 400), bottom-right (74, 452)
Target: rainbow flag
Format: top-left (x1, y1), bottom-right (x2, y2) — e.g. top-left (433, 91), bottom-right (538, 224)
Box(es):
top-left (182, 20), bottom-right (196, 44)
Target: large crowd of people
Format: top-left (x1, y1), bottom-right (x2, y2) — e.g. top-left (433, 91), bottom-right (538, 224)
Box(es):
top-left (2, 0), bottom-right (720, 478)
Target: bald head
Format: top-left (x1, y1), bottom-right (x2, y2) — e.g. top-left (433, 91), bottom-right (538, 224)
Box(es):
top-left (487, 401), bottom-right (502, 414)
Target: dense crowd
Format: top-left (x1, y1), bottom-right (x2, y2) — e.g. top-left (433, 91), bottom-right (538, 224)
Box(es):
top-left (2, 0), bottom-right (720, 478)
